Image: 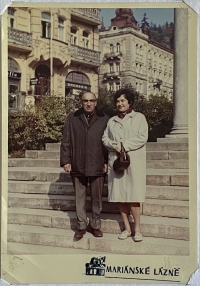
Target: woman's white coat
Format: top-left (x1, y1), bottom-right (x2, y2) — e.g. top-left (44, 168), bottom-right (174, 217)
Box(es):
top-left (102, 110), bottom-right (148, 202)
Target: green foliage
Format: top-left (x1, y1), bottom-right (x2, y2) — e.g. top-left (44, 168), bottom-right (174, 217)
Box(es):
top-left (8, 95), bottom-right (70, 155)
top-left (97, 87), bottom-right (117, 117)
top-left (8, 109), bottom-right (47, 153)
top-left (134, 94), bottom-right (173, 141)
top-left (148, 21), bottom-right (174, 49)
top-left (35, 95), bottom-right (68, 143)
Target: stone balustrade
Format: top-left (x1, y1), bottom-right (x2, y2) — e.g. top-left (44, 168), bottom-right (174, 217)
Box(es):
top-left (8, 27), bottom-right (32, 47)
top-left (71, 45), bottom-right (100, 64)
top-left (70, 8), bottom-right (100, 21)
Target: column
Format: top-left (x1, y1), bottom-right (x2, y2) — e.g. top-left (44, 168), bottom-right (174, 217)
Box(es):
top-left (167, 8), bottom-right (188, 138)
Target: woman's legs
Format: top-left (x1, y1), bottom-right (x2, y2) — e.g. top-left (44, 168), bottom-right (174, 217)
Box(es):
top-left (130, 203), bottom-right (141, 233)
top-left (118, 202), bottom-right (131, 232)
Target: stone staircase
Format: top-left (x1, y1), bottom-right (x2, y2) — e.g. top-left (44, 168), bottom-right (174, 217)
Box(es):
top-left (7, 140), bottom-right (189, 255)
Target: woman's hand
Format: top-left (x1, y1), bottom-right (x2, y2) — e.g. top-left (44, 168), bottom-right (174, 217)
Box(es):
top-left (114, 142), bottom-right (121, 153)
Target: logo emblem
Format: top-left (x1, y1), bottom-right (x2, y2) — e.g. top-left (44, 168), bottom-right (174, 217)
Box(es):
top-left (85, 256), bottom-right (106, 276)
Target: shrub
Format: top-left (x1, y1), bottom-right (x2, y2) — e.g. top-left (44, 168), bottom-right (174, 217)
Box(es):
top-left (135, 94), bottom-right (173, 141)
top-left (97, 87), bottom-right (117, 117)
top-left (8, 109), bottom-right (47, 154)
top-left (8, 95), bottom-right (70, 155)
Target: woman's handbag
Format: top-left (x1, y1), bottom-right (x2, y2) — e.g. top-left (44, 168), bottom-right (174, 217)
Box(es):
top-left (113, 143), bottom-right (130, 172)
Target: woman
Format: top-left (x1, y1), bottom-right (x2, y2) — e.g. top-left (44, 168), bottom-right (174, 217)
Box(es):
top-left (102, 88), bottom-right (148, 242)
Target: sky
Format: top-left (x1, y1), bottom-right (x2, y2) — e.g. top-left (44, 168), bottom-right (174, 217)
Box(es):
top-left (100, 8), bottom-right (174, 29)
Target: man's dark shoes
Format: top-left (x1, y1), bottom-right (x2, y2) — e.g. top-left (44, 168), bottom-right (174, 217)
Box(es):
top-left (91, 228), bottom-right (103, 237)
top-left (74, 229), bottom-right (86, 239)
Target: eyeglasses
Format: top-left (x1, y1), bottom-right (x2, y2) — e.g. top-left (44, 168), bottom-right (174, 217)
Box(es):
top-left (82, 99), bottom-right (96, 103)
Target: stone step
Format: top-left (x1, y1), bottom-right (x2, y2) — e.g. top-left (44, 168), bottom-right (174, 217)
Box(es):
top-left (143, 199), bottom-right (189, 219)
top-left (8, 167), bottom-right (189, 186)
top-left (147, 159), bottom-right (188, 169)
top-left (45, 142), bottom-right (188, 152)
top-left (8, 181), bottom-right (189, 201)
top-left (25, 150), bottom-right (61, 159)
top-left (8, 193), bottom-right (189, 218)
top-left (8, 208), bottom-right (189, 241)
top-left (7, 224), bottom-right (189, 255)
top-left (8, 158), bottom-right (189, 169)
top-left (25, 150), bottom-right (189, 160)
top-left (157, 138), bottom-right (188, 143)
top-left (8, 193), bottom-right (119, 213)
top-left (7, 242), bottom-right (109, 255)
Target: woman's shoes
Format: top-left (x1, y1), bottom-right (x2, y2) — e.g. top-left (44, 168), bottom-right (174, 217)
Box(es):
top-left (118, 230), bottom-right (132, 240)
top-left (118, 230), bottom-right (143, 242)
top-left (134, 232), bottom-right (143, 242)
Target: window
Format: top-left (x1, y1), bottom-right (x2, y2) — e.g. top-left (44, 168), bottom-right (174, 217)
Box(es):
top-left (66, 72), bottom-right (90, 85)
top-left (136, 44), bottom-right (139, 54)
top-left (116, 43), bottom-right (120, 53)
top-left (136, 82), bottom-right (139, 92)
top-left (8, 7), bottom-right (16, 28)
top-left (58, 17), bottom-right (64, 41)
top-left (82, 31), bottom-right (89, 49)
top-left (116, 62), bottom-right (120, 72)
top-left (140, 45), bottom-right (143, 56)
top-left (41, 12), bottom-right (51, 38)
top-left (136, 62), bottom-right (139, 72)
top-left (110, 44), bottom-right (114, 53)
top-left (8, 57), bottom-right (21, 109)
top-left (116, 82), bottom-right (121, 90)
top-left (70, 27), bottom-right (78, 45)
top-left (109, 83), bottom-right (114, 91)
top-left (109, 63), bottom-right (114, 73)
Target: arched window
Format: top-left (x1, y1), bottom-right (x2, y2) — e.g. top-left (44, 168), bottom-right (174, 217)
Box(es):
top-left (41, 12), bottom-right (51, 38)
top-left (66, 72), bottom-right (89, 85)
top-left (110, 44), bottom-right (114, 53)
top-left (8, 57), bottom-right (21, 108)
top-left (116, 43), bottom-right (120, 53)
top-left (65, 72), bottom-right (91, 97)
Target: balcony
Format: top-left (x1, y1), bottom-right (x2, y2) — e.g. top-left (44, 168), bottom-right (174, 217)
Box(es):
top-left (71, 45), bottom-right (100, 66)
top-left (103, 71), bottom-right (123, 80)
top-left (104, 52), bottom-right (122, 60)
top-left (70, 8), bottom-right (101, 25)
top-left (8, 27), bottom-right (32, 52)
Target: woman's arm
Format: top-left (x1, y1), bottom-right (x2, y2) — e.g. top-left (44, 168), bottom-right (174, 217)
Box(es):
top-left (123, 114), bottom-right (148, 151)
top-left (102, 121), bottom-right (119, 152)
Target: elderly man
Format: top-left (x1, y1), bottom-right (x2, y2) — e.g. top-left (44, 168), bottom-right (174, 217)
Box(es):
top-left (60, 91), bottom-right (109, 239)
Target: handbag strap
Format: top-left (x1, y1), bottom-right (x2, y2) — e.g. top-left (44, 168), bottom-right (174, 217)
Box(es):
top-left (121, 142), bottom-right (126, 153)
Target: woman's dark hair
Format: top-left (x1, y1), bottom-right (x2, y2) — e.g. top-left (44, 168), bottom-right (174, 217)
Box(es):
top-left (113, 88), bottom-right (135, 106)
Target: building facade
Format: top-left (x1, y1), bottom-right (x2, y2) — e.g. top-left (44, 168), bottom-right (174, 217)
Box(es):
top-left (7, 7), bottom-right (101, 109)
top-left (99, 9), bottom-right (173, 99)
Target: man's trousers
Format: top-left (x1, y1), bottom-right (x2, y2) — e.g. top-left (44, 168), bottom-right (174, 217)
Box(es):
top-left (72, 176), bottom-right (104, 230)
